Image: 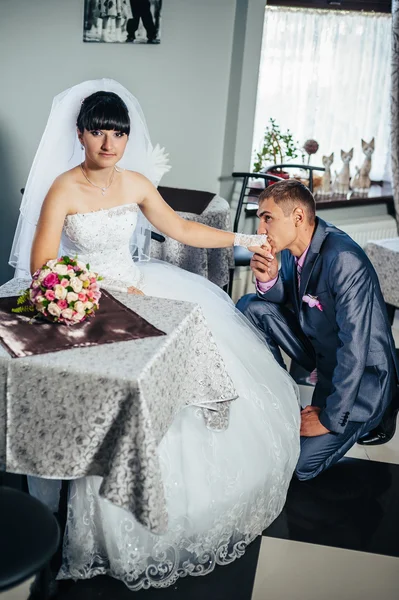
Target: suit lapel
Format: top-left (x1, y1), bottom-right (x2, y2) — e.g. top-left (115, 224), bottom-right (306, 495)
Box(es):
top-left (299, 218), bottom-right (328, 303)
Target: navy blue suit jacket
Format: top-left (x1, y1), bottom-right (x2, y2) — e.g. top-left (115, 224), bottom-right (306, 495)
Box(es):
top-left (260, 217), bottom-right (399, 433)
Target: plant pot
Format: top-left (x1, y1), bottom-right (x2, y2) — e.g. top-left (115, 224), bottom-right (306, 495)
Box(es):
top-left (267, 169), bottom-right (290, 183)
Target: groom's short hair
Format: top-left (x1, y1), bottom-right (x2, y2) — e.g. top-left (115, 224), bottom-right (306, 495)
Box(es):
top-left (258, 179), bottom-right (316, 224)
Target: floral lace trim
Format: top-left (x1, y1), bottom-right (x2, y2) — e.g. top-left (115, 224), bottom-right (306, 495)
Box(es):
top-left (57, 482), bottom-right (287, 591)
top-left (234, 233), bottom-right (268, 248)
top-left (65, 203), bottom-right (139, 221)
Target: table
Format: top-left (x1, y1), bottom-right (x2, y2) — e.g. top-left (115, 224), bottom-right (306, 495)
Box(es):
top-left (365, 237), bottom-right (399, 309)
top-left (315, 182), bottom-right (395, 214)
top-left (151, 195), bottom-right (234, 288)
top-left (0, 279), bottom-right (237, 534)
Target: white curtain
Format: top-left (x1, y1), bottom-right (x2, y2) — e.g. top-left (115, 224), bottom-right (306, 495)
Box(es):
top-left (252, 7), bottom-right (391, 181)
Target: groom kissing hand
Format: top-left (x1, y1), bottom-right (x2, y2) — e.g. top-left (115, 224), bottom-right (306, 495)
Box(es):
top-left (237, 179), bottom-right (398, 480)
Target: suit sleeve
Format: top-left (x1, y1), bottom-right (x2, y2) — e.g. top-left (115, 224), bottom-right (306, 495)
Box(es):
top-left (256, 272), bottom-right (287, 303)
top-left (319, 251), bottom-right (373, 433)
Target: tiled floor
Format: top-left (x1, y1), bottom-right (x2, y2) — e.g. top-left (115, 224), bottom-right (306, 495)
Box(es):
top-left (3, 329), bottom-right (399, 600)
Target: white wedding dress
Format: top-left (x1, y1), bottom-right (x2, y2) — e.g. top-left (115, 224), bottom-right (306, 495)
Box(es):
top-left (31, 201), bottom-right (300, 590)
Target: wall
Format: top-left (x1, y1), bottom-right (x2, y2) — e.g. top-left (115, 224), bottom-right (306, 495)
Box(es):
top-left (0, 0), bottom-right (266, 283)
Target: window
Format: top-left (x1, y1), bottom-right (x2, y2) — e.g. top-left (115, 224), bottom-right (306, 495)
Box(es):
top-left (252, 7), bottom-right (391, 180)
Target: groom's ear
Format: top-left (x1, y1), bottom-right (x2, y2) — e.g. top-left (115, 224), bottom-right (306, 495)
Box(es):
top-left (293, 206), bottom-right (305, 226)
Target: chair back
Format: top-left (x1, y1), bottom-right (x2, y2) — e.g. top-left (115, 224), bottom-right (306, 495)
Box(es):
top-left (231, 172), bottom-right (283, 233)
top-left (264, 164), bottom-right (325, 193)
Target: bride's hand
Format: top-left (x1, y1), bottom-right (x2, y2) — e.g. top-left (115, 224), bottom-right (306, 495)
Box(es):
top-left (127, 286), bottom-right (145, 296)
top-left (248, 241), bottom-right (274, 260)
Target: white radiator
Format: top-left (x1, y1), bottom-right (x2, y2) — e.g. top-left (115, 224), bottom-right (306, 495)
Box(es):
top-left (332, 215), bottom-right (397, 248)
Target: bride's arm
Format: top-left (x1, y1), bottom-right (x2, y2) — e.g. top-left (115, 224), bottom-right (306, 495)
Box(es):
top-left (135, 174), bottom-right (272, 253)
top-left (30, 180), bottom-right (70, 274)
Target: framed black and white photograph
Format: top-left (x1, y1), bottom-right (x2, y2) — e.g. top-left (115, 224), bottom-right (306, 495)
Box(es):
top-left (83, 0), bottom-right (162, 44)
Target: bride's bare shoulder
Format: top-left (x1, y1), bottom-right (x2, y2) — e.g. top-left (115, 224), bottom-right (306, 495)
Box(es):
top-left (51, 166), bottom-right (80, 191)
top-left (121, 169), bottom-right (154, 203)
top-left (42, 167), bottom-right (80, 215)
top-left (122, 169), bottom-right (149, 184)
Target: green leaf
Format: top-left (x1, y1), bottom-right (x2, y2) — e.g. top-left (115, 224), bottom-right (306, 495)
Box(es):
top-left (253, 117), bottom-right (301, 171)
top-left (12, 305), bottom-right (35, 314)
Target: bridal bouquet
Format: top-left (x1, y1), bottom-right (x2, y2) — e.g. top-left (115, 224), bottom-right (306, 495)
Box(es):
top-left (13, 257), bottom-right (103, 325)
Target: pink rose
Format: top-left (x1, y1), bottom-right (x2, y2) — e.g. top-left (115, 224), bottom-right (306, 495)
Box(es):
top-left (45, 290), bottom-right (56, 301)
top-left (42, 272), bottom-right (59, 288)
top-left (89, 277), bottom-right (97, 284)
top-left (78, 293), bottom-right (87, 302)
top-left (60, 278), bottom-right (69, 288)
top-left (57, 299), bottom-right (68, 310)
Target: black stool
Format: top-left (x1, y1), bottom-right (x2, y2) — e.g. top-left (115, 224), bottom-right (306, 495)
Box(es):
top-left (0, 486), bottom-right (60, 598)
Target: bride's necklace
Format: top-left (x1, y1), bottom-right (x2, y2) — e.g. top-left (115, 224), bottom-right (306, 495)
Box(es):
top-left (80, 163), bottom-right (116, 196)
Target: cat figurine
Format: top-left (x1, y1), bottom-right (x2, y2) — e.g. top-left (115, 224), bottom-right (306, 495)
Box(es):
top-left (333, 149), bottom-right (353, 195)
top-left (317, 152), bottom-right (334, 196)
top-left (351, 138), bottom-right (375, 193)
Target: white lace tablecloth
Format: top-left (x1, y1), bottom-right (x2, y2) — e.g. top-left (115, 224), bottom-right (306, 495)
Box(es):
top-left (0, 279), bottom-right (237, 534)
top-left (365, 237), bottom-right (399, 308)
top-left (151, 195), bottom-right (234, 287)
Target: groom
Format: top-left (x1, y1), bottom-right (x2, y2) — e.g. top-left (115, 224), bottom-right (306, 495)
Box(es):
top-left (237, 180), bottom-right (399, 480)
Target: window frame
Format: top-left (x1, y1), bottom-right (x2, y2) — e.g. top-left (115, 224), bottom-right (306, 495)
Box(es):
top-left (266, 1), bottom-right (391, 14)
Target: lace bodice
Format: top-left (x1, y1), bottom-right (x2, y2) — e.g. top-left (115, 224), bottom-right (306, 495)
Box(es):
top-left (62, 203), bottom-right (143, 289)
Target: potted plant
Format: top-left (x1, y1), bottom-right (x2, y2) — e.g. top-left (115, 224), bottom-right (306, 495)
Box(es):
top-left (253, 118), bottom-right (301, 178)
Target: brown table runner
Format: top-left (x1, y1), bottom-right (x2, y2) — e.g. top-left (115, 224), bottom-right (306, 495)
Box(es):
top-left (158, 186), bottom-right (215, 214)
top-left (0, 291), bottom-right (165, 358)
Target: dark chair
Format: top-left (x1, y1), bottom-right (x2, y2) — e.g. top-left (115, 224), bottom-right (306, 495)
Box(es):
top-left (0, 486), bottom-right (60, 598)
top-left (19, 187), bottom-right (165, 244)
top-left (264, 164), bottom-right (325, 193)
top-left (228, 172), bottom-right (283, 297)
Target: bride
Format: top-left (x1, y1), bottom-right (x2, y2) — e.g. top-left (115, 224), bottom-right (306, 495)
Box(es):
top-left (10, 79), bottom-right (300, 591)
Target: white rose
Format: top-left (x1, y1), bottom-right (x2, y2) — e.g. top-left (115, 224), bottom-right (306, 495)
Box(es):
top-left (37, 269), bottom-right (49, 282)
top-left (61, 308), bottom-right (73, 320)
top-left (35, 295), bottom-right (46, 305)
top-left (54, 284), bottom-right (67, 300)
top-left (66, 292), bottom-right (78, 303)
top-left (72, 311), bottom-right (84, 322)
top-left (54, 264), bottom-right (69, 276)
top-left (31, 280), bottom-right (40, 289)
top-left (70, 277), bottom-right (83, 293)
top-left (74, 301), bottom-right (85, 314)
top-left (83, 301), bottom-right (93, 311)
top-left (46, 259), bottom-right (58, 269)
top-left (79, 272), bottom-right (90, 282)
top-left (47, 302), bottom-right (62, 317)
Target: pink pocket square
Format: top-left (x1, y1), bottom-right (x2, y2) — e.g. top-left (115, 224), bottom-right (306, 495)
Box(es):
top-left (302, 294), bottom-right (323, 311)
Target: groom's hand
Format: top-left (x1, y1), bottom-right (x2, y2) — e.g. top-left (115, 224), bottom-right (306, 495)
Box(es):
top-left (250, 245), bottom-right (278, 283)
top-left (300, 406), bottom-right (330, 437)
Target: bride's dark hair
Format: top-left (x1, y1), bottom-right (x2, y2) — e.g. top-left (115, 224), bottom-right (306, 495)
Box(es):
top-left (77, 91), bottom-right (130, 135)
